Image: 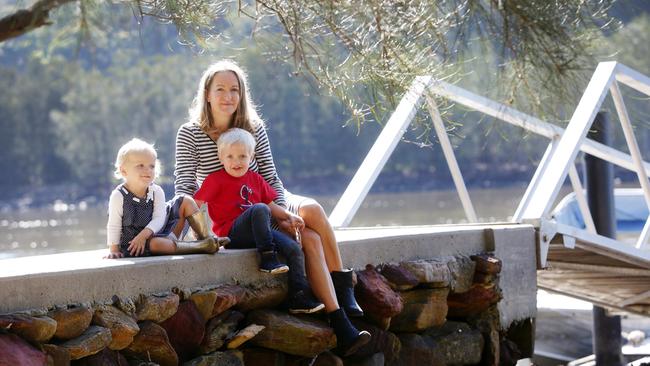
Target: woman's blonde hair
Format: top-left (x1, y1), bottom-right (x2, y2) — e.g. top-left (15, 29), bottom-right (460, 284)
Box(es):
top-left (113, 138), bottom-right (161, 180)
top-left (188, 60), bottom-right (262, 134)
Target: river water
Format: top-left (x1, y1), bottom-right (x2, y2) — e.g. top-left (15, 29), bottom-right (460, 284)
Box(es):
top-left (1, 186), bottom-right (545, 259)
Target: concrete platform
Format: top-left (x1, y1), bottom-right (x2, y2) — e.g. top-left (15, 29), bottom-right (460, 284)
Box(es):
top-left (0, 224), bottom-right (537, 328)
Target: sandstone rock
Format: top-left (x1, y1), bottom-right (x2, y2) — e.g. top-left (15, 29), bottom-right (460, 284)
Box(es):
top-left (135, 293), bottom-right (180, 323)
top-left (312, 351), bottom-right (343, 366)
top-left (92, 304), bottom-right (139, 350)
top-left (0, 313), bottom-right (57, 343)
top-left (227, 324), bottom-right (265, 349)
top-left (189, 290), bottom-right (218, 321)
top-left (48, 305), bottom-right (93, 340)
top-left (447, 256), bottom-right (476, 293)
top-left (399, 260), bottom-right (450, 288)
top-left (60, 325), bottom-right (112, 360)
top-left (111, 295), bottom-right (136, 318)
top-left (424, 321), bottom-right (483, 365)
top-left (350, 319), bottom-right (400, 364)
top-left (124, 321), bottom-right (178, 366)
top-left (42, 344), bottom-right (71, 366)
top-left (362, 314), bottom-right (391, 331)
top-left (211, 284), bottom-right (246, 317)
top-left (183, 350), bottom-right (243, 366)
top-left (0, 333), bottom-right (47, 366)
top-left (241, 347), bottom-right (289, 366)
top-left (75, 348), bottom-right (128, 365)
top-left (394, 333), bottom-right (444, 366)
top-left (485, 329), bottom-right (500, 366)
top-left (236, 280), bottom-right (288, 313)
top-left (172, 287), bottom-right (193, 301)
top-left (47, 307), bottom-right (93, 340)
top-left (355, 265), bottom-right (403, 318)
top-left (160, 300), bottom-right (205, 361)
top-left (473, 272), bottom-right (498, 285)
top-left (466, 305), bottom-right (501, 366)
top-left (471, 254), bottom-right (502, 275)
top-left (377, 263), bottom-right (418, 291)
top-left (390, 288), bottom-right (449, 333)
top-left (345, 352), bottom-right (385, 366)
top-left (248, 309), bottom-right (336, 357)
top-left (201, 310), bottom-right (245, 354)
top-left (500, 338), bottom-right (523, 366)
top-left (447, 283), bottom-right (501, 318)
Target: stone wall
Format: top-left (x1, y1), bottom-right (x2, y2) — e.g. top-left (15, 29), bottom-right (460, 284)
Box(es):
top-left (0, 253), bottom-right (531, 366)
top-left (0, 224), bottom-right (537, 365)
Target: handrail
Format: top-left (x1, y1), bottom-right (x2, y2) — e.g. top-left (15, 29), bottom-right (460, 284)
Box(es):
top-left (330, 61), bottom-right (650, 254)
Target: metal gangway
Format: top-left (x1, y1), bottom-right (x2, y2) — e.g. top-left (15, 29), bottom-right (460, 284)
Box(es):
top-left (329, 61), bottom-right (650, 316)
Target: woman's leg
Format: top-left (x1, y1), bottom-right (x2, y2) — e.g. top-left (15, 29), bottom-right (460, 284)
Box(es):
top-left (297, 199), bottom-right (343, 272)
top-left (297, 199), bottom-right (363, 317)
top-left (293, 226), bottom-right (372, 356)
top-left (300, 228), bottom-right (339, 312)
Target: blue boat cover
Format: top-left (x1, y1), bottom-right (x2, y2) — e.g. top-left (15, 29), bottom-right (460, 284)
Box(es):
top-left (551, 188), bottom-right (648, 233)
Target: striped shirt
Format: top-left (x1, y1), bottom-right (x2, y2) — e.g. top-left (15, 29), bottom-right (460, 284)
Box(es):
top-left (174, 121), bottom-right (287, 207)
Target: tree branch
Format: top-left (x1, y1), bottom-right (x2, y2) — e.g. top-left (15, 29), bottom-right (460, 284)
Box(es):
top-left (0, 0), bottom-right (77, 43)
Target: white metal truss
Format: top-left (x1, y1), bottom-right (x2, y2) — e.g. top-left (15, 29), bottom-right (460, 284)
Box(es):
top-left (328, 76), bottom-right (433, 227)
top-left (330, 61), bottom-right (650, 273)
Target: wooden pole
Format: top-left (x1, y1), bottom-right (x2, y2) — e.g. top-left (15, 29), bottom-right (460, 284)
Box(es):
top-left (585, 111), bottom-right (624, 365)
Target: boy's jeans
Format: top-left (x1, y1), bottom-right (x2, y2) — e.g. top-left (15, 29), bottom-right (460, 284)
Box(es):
top-left (228, 203), bottom-right (309, 291)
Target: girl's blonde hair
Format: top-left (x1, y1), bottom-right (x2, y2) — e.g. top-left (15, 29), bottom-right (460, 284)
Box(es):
top-left (113, 138), bottom-right (161, 180)
top-left (217, 128), bottom-right (256, 156)
top-left (188, 60), bottom-right (262, 134)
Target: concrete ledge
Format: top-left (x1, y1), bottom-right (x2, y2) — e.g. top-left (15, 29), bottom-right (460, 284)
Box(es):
top-left (0, 223), bottom-right (537, 327)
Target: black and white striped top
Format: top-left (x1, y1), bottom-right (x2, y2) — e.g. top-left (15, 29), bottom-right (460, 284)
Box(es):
top-left (174, 121), bottom-right (287, 207)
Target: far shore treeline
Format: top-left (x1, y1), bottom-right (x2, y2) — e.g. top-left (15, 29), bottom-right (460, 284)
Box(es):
top-left (1, 4), bottom-right (649, 207)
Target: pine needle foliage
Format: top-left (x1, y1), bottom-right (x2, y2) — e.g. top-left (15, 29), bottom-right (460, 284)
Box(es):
top-left (1, 0), bottom-right (618, 127)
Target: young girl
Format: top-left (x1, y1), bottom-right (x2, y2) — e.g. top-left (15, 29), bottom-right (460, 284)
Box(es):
top-left (106, 138), bottom-right (228, 258)
top-left (195, 128), bottom-right (324, 314)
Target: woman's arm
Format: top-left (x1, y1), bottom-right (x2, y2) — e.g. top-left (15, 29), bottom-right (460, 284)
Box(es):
top-left (254, 124), bottom-right (287, 207)
top-left (268, 202), bottom-right (304, 233)
top-left (174, 123), bottom-right (199, 196)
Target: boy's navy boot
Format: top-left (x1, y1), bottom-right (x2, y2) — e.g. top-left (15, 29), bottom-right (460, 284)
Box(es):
top-left (331, 270), bottom-right (364, 317)
top-left (259, 251), bottom-right (289, 274)
top-left (288, 288), bottom-right (325, 314)
top-left (328, 308), bottom-right (371, 357)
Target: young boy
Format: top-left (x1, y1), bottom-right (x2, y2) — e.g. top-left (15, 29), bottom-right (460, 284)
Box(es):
top-left (195, 128), bottom-right (324, 314)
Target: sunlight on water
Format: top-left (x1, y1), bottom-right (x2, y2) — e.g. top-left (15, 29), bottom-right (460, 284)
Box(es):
top-left (0, 185), bottom-right (573, 260)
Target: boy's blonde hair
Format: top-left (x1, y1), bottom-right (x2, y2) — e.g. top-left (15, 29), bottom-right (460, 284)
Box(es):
top-left (217, 128), bottom-right (256, 156)
top-left (113, 138), bottom-right (161, 180)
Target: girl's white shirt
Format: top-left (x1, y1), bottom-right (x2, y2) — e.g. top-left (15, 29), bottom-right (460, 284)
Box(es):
top-left (106, 183), bottom-right (167, 247)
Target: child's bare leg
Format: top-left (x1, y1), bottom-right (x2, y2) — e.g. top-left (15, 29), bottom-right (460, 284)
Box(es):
top-left (149, 237), bottom-right (177, 255)
top-left (172, 196), bottom-right (200, 238)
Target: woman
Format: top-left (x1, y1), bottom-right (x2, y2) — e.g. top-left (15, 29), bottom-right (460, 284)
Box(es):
top-left (174, 60), bottom-right (369, 356)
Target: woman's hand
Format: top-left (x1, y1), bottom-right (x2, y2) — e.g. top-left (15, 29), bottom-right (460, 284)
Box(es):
top-left (287, 213), bottom-right (305, 233)
top-left (278, 212), bottom-right (305, 242)
top-left (269, 202), bottom-right (304, 240)
top-left (128, 229), bottom-right (152, 256)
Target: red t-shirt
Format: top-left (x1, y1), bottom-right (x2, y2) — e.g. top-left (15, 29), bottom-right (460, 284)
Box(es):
top-left (194, 170), bottom-right (278, 236)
